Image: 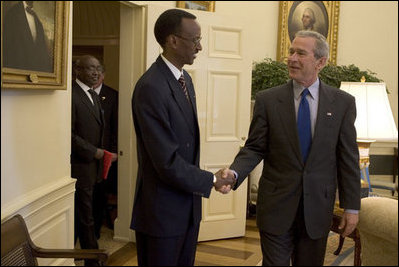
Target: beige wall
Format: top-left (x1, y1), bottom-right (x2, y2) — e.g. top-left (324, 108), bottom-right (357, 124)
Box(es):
top-left (1, 5), bottom-right (73, 213)
top-left (338, 1), bottom-right (398, 126)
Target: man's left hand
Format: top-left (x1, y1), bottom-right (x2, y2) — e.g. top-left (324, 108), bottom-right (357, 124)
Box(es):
top-left (338, 212), bottom-right (359, 237)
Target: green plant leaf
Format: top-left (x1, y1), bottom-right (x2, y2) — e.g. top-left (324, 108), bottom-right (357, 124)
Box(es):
top-left (251, 58), bottom-right (384, 99)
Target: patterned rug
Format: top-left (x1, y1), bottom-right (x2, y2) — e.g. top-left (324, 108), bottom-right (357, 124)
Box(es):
top-left (325, 232), bottom-right (355, 266)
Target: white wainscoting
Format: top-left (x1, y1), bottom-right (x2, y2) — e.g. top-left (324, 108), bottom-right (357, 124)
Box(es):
top-left (1, 177), bottom-right (76, 266)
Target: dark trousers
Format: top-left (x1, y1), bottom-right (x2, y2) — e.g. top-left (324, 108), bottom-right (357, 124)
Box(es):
top-left (135, 223), bottom-right (200, 266)
top-left (75, 186), bottom-right (99, 266)
top-left (259, 200), bottom-right (328, 266)
top-left (93, 180), bottom-right (107, 239)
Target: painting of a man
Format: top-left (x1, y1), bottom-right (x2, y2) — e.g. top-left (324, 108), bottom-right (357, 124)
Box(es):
top-left (288, 1), bottom-right (328, 42)
top-left (2, 1), bottom-right (55, 73)
top-left (302, 7), bottom-right (316, 30)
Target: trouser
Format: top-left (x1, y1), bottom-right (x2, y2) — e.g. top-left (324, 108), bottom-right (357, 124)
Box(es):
top-left (259, 199), bottom-right (328, 266)
top-left (75, 186), bottom-right (99, 266)
top-left (135, 223), bottom-right (200, 266)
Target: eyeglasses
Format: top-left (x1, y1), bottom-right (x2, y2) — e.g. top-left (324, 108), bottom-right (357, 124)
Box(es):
top-left (174, 34), bottom-right (202, 47)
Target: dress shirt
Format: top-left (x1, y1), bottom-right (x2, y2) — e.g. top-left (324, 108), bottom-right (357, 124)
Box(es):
top-left (76, 79), bottom-right (95, 105)
top-left (94, 83), bottom-right (103, 95)
top-left (161, 54), bottom-right (184, 81)
top-left (293, 79), bottom-right (319, 137)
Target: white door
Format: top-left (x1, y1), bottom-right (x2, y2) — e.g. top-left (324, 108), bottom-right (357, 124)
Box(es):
top-left (145, 4), bottom-right (252, 242)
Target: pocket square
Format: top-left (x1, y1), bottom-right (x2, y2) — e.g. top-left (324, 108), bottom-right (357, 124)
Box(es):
top-left (327, 112), bottom-right (332, 116)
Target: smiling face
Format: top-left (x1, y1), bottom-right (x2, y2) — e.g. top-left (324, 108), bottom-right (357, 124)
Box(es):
top-left (76, 56), bottom-right (102, 87)
top-left (287, 36), bottom-right (326, 87)
top-left (176, 18), bottom-right (202, 66)
top-left (164, 18), bottom-right (202, 70)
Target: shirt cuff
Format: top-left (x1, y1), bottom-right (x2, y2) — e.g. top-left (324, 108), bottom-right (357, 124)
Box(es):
top-left (213, 175), bottom-right (217, 184)
top-left (232, 170), bottom-right (238, 180)
top-left (344, 209), bottom-right (359, 214)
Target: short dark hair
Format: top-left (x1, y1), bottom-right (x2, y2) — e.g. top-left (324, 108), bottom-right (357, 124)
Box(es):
top-left (154, 9), bottom-right (196, 47)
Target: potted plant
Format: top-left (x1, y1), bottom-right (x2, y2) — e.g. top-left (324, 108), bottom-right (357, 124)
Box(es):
top-left (251, 58), bottom-right (383, 100)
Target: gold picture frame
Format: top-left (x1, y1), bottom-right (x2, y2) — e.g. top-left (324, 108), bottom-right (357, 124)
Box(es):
top-left (277, 1), bottom-right (339, 65)
top-left (177, 1), bottom-right (215, 12)
top-left (1, 1), bottom-right (69, 90)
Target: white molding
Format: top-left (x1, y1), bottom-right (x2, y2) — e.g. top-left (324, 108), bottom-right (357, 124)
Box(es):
top-left (1, 176), bottom-right (76, 221)
top-left (1, 177), bottom-right (76, 266)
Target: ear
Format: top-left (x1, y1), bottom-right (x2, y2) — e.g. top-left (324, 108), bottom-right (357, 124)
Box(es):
top-left (316, 57), bottom-right (327, 71)
top-left (166, 35), bottom-right (178, 49)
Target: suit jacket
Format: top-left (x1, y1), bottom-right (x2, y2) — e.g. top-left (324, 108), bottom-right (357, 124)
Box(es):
top-left (230, 80), bottom-right (360, 239)
top-left (98, 84), bottom-right (118, 153)
top-left (3, 1), bottom-right (52, 72)
top-left (130, 56), bottom-right (214, 237)
top-left (71, 81), bottom-right (104, 188)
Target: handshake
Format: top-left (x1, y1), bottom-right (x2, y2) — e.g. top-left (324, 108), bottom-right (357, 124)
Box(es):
top-left (214, 168), bottom-right (236, 194)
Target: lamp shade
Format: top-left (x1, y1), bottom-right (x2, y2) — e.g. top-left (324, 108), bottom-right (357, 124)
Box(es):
top-left (340, 82), bottom-right (398, 142)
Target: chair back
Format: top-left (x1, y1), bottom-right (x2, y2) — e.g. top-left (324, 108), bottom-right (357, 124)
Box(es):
top-left (1, 214), bottom-right (38, 266)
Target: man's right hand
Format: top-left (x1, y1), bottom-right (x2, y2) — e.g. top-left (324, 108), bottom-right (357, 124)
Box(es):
top-left (94, 148), bottom-right (104, 159)
top-left (214, 168), bottom-right (236, 194)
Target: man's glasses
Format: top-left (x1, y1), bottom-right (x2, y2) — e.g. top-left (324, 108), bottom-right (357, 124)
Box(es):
top-left (174, 34), bottom-right (202, 47)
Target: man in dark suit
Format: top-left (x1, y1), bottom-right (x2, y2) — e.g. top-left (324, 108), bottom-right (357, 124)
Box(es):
top-left (221, 30), bottom-right (360, 266)
top-left (92, 66), bottom-right (119, 238)
top-left (130, 9), bottom-right (236, 266)
top-left (71, 55), bottom-right (116, 266)
top-left (3, 1), bottom-right (53, 72)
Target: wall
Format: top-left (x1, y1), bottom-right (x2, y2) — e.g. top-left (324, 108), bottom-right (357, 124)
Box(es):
top-left (1, 3), bottom-right (76, 263)
top-left (338, 1), bottom-right (398, 126)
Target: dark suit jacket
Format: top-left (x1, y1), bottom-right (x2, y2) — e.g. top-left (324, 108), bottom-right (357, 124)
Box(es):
top-left (98, 84), bottom-right (118, 153)
top-left (130, 56), bottom-right (214, 237)
top-left (3, 1), bottom-right (52, 72)
top-left (71, 81), bottom-right (104, 188)
top-left (230, 80), bottom-right (360, 239)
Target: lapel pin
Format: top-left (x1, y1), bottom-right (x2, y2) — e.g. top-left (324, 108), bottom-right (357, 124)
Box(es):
top-left (102, 96), bottom-right (106, 100)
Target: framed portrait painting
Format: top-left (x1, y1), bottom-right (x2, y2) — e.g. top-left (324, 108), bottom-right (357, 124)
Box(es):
top-left (1, 1), bottom-right (69, 90)
top-left (177, 1), bottom-right (215, 12)
top-left (277, 1), bottom-right (339, 65)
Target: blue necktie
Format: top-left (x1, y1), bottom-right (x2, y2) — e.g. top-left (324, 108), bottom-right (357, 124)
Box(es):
top-left (297, 88), bottom-right (312, 163)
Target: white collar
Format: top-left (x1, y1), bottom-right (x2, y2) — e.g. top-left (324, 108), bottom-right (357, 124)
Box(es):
top-left (160, 54), bottom-right (184, 80)
top-left (76, 79), bottom-right (92, 92)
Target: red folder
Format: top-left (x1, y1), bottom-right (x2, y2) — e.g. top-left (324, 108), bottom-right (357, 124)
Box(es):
top-left (102, 150), bottom-right (113, 179)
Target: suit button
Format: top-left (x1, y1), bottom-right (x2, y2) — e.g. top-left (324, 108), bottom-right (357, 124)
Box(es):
top-left (187, 143), bottom-right (190, 147)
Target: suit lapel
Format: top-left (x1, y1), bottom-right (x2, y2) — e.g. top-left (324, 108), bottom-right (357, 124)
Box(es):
top-left (306, 82), bottom-right (335, 165)
top-left (184, 71), bottom-right (198, 117)
top-left (156, 58), bottom-right (196, 135)
top-left (277, 82), bottom-right (303, 164)
top-left (76, 83), bottom-right (103, 125)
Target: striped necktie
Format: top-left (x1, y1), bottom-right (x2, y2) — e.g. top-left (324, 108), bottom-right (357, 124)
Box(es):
top-left (178, 74), bottom-right (190, 102)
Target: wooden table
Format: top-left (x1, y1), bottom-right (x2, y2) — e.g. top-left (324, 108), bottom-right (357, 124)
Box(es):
top-left (331, 207), bottom-right (361, 266)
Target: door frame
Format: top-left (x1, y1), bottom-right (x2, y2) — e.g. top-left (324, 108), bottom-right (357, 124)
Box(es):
top-left (113, 1), bottom-right (146, 242)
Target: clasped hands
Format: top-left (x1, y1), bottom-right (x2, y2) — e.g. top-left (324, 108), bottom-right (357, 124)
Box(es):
top-left (214, 168), bottom-right (236, 194)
